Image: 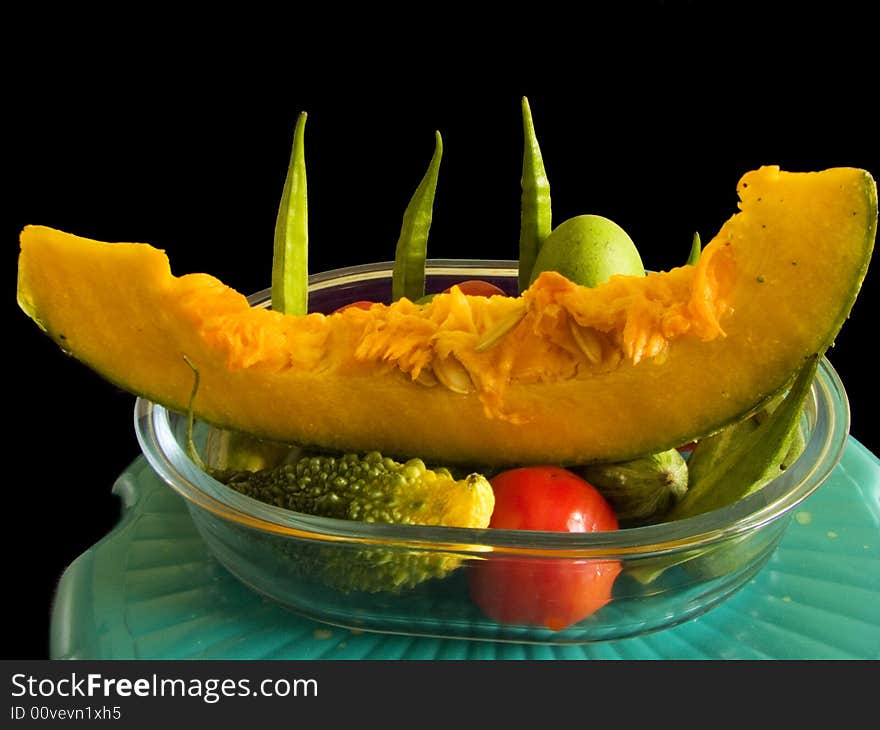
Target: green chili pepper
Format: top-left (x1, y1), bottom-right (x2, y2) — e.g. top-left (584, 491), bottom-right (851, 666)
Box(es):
top-left (686, 231), bottom-right (702, 266)
top-left (669, 355), bottom-right (818, 520)
top-left (518, 96), bottom-right (552, 293)
top-left (392, 131), bottom-right (443, 302)
top-left (272, 112), bottom-right (309, 316)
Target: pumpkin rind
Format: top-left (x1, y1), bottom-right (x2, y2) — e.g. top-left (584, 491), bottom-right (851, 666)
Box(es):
top-left (17, 166), bottom-right (877, 465)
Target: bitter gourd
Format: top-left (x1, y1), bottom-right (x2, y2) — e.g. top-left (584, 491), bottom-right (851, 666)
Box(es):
top-left (212, 450), bottom-right (494, 593)
top-left (217, 451), bottom-right (493, 528)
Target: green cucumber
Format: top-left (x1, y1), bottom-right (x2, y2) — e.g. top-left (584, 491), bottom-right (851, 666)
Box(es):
top-left (576, 448), bottom-right (688, 526)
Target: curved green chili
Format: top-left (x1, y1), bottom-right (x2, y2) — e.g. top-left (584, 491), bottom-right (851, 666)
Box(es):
top-left (518, 96), bottom-right (552, 293)
top-left (392, 130), bottom-right (443, 302)
top-left (183, 354), bottom-right (207, 472)
top-left (272, 111), bottom-right (309, 315)
top-left (686, 231), bottom-right (702, 266)
top-left (669, 356), bottom-right (818, 519)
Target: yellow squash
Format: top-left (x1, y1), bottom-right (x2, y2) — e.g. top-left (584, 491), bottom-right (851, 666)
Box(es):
top-left (17, 166), bottom-right (876, 466)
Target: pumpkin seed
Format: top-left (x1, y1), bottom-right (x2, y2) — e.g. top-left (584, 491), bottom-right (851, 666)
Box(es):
top-left (568, 319), bottom-right (604, 364)
top-left (433, 354), bottom-right (474, 394)
top-left (414, 367), bottom-right (439, 387)
top-left (474, 303), bottom-right (528, 352)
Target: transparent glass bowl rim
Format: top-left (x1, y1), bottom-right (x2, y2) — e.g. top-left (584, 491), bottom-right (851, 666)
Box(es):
top-left (134, 259), bottom-right (851, 559)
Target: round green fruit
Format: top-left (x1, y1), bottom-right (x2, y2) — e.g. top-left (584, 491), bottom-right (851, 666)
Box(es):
top-left (529, 214), bottom-right (645, 287)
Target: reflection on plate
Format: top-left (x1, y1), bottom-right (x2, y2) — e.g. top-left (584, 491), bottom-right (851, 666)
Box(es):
top-left (50, 439), bottom-right (880, 660)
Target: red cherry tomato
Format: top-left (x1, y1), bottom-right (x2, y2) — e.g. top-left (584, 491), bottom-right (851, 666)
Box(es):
top-left (469, 466), bottom-right (621, 632)
top-left (444, 279), bottom-right (507, 297)
top-left (332, 300), bottom-right (375, 313)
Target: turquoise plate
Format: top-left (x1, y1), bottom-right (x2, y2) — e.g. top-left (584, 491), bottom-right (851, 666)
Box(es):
top-left (50, 438), bottom-right (880, 660)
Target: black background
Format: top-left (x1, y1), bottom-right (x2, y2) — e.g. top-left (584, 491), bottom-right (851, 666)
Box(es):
top-left (5, 5), bottom-right (878, 659)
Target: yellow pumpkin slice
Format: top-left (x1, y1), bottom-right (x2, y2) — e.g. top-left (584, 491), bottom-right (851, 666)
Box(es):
top-left (17, 166), bottom-right (876, 466)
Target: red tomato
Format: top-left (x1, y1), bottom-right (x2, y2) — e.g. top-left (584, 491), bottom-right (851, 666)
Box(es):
top-left (469, 466), bottom-right (621, 632)
top-left (332, 300), bottom-right (375, 313)
top-left (444, 279), bottom-right (507, 297)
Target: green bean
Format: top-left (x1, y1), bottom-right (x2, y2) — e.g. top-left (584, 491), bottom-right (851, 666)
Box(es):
top-left (392, 131), bottom-right (443, 302)
top-left (686, 231), bottom-right (702, 266)
top-left (272, 112), bottom-right (309, 315)
top-left (518, 96), bottom-right (552, 293)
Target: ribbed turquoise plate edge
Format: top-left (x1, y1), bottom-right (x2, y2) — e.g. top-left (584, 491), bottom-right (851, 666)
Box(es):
top-left (50, 438), bottom-right (880, 660)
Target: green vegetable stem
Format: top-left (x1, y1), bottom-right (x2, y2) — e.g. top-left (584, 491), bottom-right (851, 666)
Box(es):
top-left (272, 112), bottom-right (309, 316)
top-left (686, 231), bottom-right (701, 266)
top-left (392, 131), bottom-right (443, 302)
top-left (518, 96), bottom-right (552, 293)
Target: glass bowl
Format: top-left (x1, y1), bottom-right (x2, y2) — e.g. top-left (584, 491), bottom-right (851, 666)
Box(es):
top-left (134, 260), bottom-right (851, 644)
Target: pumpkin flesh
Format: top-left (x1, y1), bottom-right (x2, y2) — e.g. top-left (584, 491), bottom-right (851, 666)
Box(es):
top-left (17, 166), bottom-right (877, 466)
